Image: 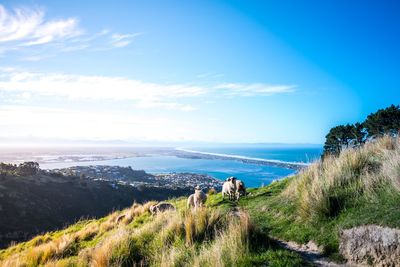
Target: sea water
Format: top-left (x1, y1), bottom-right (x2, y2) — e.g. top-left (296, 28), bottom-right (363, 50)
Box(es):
top-left (40, 147), bottom-right (322, 187)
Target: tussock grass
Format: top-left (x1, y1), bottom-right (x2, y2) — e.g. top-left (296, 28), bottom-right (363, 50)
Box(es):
top-left (1, 196), bottom-right (304, 266)
top-left (3, 135), bottom-right (397, 266)
top-left (86, 208), bottom-right (231, 266)
top-left (193, 212), bottom-right (250, 267)
top-left (0, 201), bottom-right (152, 267)
top-left (240, 136), bottom-right (400, 259)
top-left (284, 136), bottom-right (400, 219)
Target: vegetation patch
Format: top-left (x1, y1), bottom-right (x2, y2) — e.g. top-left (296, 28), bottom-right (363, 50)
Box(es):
top-left (241, 136), bottom-right (400, 259)
top-left (1, 136), bottom-right (399, 266)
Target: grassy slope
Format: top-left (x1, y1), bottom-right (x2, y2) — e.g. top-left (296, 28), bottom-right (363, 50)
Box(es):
top-left (0, 172), bottom-right (191, 248)
top-left (1, 136), bottom-right (399, 266)
top-left (0, 195), bottom-right (306, 267)
top-left (241, 136), bottom-right (400, 260)
top-left (240, 180), bottom-right (400, 260)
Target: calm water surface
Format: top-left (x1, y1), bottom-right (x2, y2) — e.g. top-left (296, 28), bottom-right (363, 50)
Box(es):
top-left (41, 147), bottom-right (322, 188)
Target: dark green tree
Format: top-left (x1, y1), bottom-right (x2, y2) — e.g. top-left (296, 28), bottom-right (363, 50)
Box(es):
top-left (323, 124), bottom-right (354, 155)
top-left (323, 105), bottom-right (400, 157)
top-left (323, 123), bottom-right (366, 156)
top-left (17, 162), bottom-right (40, 176)
top-left (363, 104), bottom-right (400, 138)
top-left (350, 122), bottom-right (366, 145)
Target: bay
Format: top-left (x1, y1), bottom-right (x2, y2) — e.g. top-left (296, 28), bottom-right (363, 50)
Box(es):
top-left (40, 146), bottom-right (321, 188)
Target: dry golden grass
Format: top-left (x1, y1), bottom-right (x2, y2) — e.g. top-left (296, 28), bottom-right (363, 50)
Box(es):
top-left (76, 223), bottom-right (99, 242)
top-left (184, 211), bottom-right (195, 246)
top-left (1, 234), bottom-right (78, 267)
top-left (44, 257), bottom-right (78, 267)
top-left (0, 189), bottom-right (258, 267)
top-left (30, 234), bottom-right (52, 247)
top-left (192, 212), bottom-right (250, 267)
top-left (98, 212), bottom-right (120, 234)
top-left (80, 205), bottom-right (242, 266)
top-left (0, 201), bottom-right (155, 267)
top-left (90, 230), bottom-right (128, 267)
top-left (284, 135), bottom-right (400, 219)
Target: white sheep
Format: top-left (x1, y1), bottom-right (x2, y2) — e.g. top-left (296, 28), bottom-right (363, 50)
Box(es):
top-left (149, 202), bottom-right (176, 215)
top-left (193, 185), bottom-right (207, 209)
top-left (235, 180), bottom-right (246, 200)
top-left (222, 176), bottom-right (237, 201)
top-left (187, 194), bottom-right (195, 209)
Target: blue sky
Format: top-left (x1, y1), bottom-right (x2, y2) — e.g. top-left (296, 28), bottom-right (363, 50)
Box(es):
top-left (0, 0), bottom-right (399, 144)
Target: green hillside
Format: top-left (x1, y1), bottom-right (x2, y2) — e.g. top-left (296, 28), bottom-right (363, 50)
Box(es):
top-left (1, 136), bottom-right (399, 267)
top-left (0, 169), bottom-right (190, 249)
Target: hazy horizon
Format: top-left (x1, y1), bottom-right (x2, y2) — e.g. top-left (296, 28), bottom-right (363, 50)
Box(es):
top-left (0, 136), bottom-right (323, 148)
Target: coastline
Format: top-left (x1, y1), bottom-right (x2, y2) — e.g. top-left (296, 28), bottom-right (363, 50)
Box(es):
top-left (4, 148), bottom-right (304, 187)
top-left (175, 148), bottom-right (310, 171)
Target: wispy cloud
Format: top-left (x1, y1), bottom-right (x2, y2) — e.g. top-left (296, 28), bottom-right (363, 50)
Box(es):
top-left (0, 68), bottom-right (297, 111)
top-left (216, 83), bottom-right (296, 96)
top-left (0, 5), bottom-right (141, 58)
top-left (111, 33), bottom-right (142, 48)
top-left (136, 100), bottom-right (197, 112)
top-left (0, 69), bottom-right (205, 111)
top-left (0, 5), bottom-right (81, 46)
top-left (0, 67), bottom-right (300, 141)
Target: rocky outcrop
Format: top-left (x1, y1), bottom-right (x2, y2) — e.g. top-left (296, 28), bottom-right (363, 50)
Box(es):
top-left (339, 225), bottom-right (400, 267)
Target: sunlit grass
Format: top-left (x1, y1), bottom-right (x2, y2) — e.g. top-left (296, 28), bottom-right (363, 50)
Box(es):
top-left (0, 195), bottom-right (305, 266)
top-left (241, 135), bottom-right (400, 258)
top-left (12, 136), bottom-right (400, 265)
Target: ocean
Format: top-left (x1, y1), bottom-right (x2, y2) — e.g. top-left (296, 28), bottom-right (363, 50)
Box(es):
top-left (40, 146), bottom-right (322, 188)
top-left (187, 146), bottom-right (322, 163)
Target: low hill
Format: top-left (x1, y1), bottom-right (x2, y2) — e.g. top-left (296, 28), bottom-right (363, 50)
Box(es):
top-left (1, 136), bottom-right (399, 266)
top-left (0, 172), bottom-right (190, 249)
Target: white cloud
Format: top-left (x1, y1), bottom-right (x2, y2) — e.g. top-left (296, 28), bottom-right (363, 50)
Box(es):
top-left (0, 69), bottom-right (205, 111)
top-left (0, 5), bottom-right (141, 58)
top-left (216, 83), bottom-right (296, 96)
top-left (111, 33), bottom-right (142, 48)
top-left (0, 5), bottom-right (81, 46)
top-left (136, 100), bottom-right (197, 112)
top-left (0, 68), bottom-right (300, 141)
top-left (0, 69), bottom-right (297, 111)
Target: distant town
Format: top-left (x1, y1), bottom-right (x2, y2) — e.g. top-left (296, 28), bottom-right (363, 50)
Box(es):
top-left (50, 165), bottom-right (223, 190)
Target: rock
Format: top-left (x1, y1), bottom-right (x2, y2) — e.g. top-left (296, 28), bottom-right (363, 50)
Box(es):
top-left (339, 225), bottom-right (400, 267)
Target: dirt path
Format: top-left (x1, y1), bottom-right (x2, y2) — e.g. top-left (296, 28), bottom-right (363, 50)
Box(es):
top-left (274, 239), bottom-right (356, 267)
top-left (230, 206), bottom-right (355, 266)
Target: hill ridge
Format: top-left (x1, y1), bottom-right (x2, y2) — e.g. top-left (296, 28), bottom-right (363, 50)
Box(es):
top-left (1, 136), bottom-right (400, 266)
